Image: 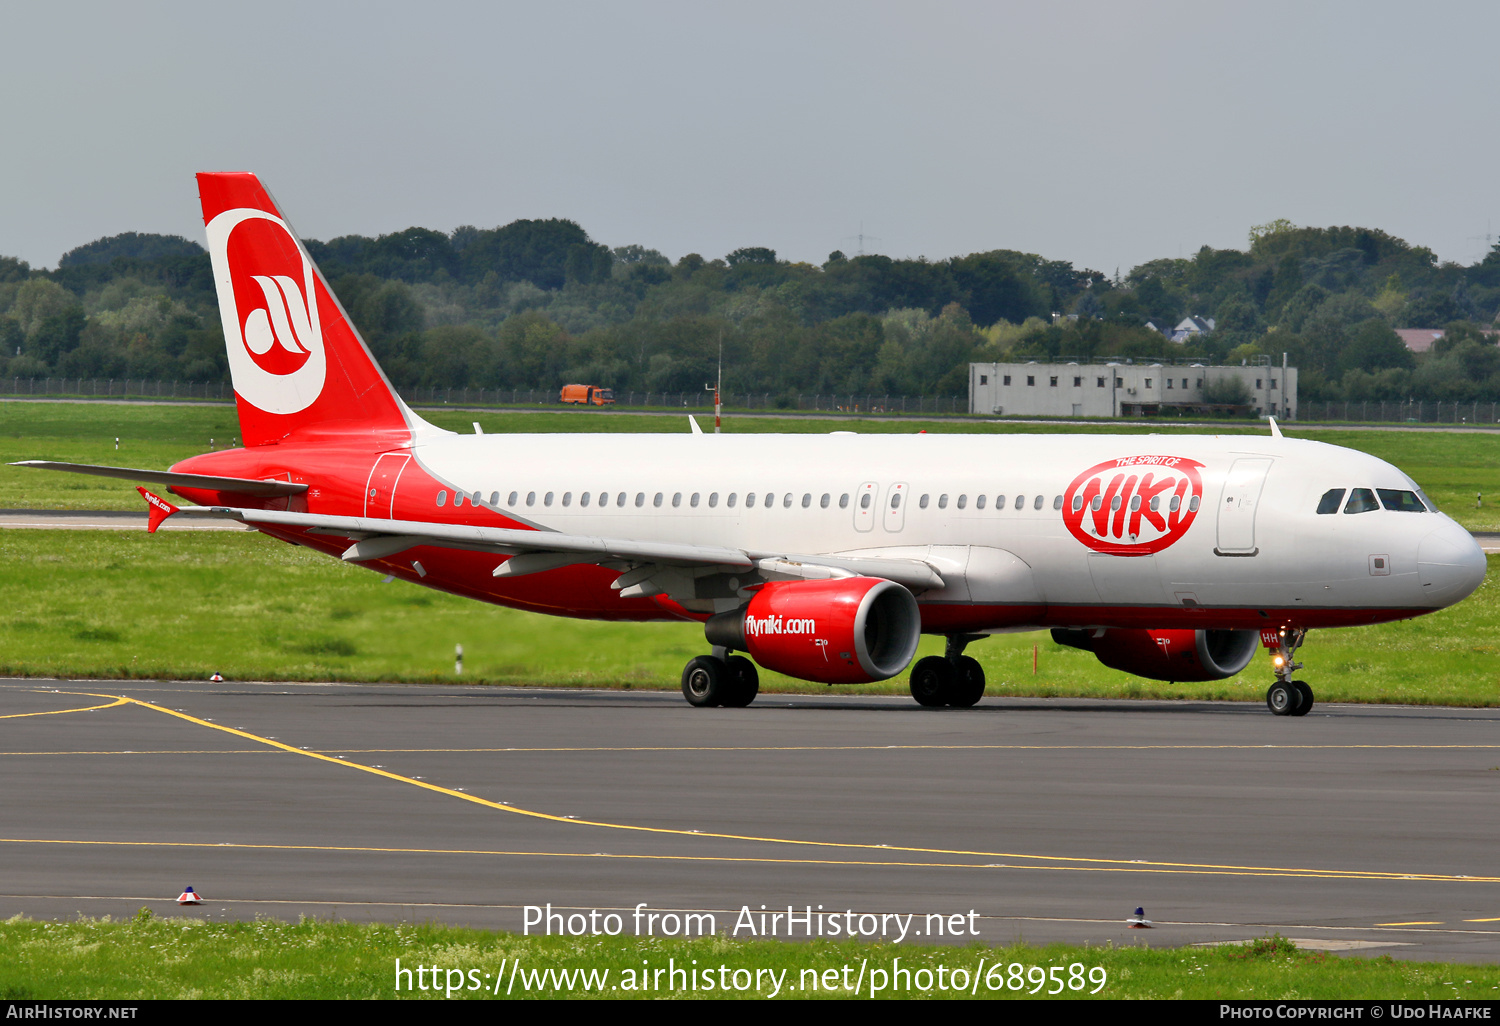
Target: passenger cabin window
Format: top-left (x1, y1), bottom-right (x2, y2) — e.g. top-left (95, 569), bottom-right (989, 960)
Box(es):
top-left (890, 492), bottom-right (902, 509)
top-left (919, 494), bottom-right (930, 509)
top-left (526, 491), bottom-right (536, 506)
top-left (1317, 489), bottom-right (1345, 514)
top-left (727, 493), bottom-right (737, 508)
top-left (544, 491), bottom-right (554, 506)
top-left (436, 490), bottom-right (448, 506)
top-left (820, 493), bottom-right (830, 508)
top-left (1344, 488), bottom-right (1379, 514)
top-left (784, 493), bottom-right (793, 508)
top-left (635, 492), bottom-right (645, 507)
top-left (489, 491), bottom-right (499, 506)
top-left (860, 493), bottom-right (872, 509)
top-left (653, 492), bottom-right (664, 507)
top-left (839, 494), bottom-right (849, 509)
top-left (801, 493), bottom-right (811, 508)
top-left (454, 493), bottom-right (464, 506)
top-left (617, 491), bottom-right (627, 507)
top-left (976, 495), bottom-right (987, 509)
top-left (956, 494), bottom-right (967, 509)
top-left (746, 492), bottom-right (756, 509)
top-left (508, 491), bottom-right (518, 506)
top-left (708, 492), bottom-right (719, 508)
top-left (581, 492), bottom-right (591, 507)
top-left (1052, 495), bottom-right (1063, 510)
top-left (937, 494), bottom-right (948, 509)
top-left (996, 495), bottom-right (1007, 509)
top-left (1015, 494), bottom-right (1025, 509)
top-left (1378, 489), bottom-right (1426, 512)
top-left (1035, 495), bottom-right (1046, 510)
top-left (691, 492), bottom-right (701, 507)
top-left (672, 492), bottom-right (682, 507)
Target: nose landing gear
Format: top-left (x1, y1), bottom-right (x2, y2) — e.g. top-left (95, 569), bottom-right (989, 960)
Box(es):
top-left (1266, 628), bottom-right (1312, 717)
top-left (909, 634), bottom-right (986, 708)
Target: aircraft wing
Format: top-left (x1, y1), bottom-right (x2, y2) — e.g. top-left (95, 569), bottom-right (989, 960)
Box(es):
top-left (11, 461), bottom-right (308, 497)
top-left (163, 500), bottom-right (945, 591)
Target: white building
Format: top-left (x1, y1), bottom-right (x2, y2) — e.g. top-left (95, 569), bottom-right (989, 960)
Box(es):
top-left (968, 361), bottom-right (1297, 419)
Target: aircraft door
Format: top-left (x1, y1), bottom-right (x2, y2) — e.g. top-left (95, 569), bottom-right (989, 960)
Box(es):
top-left (364, 453), bottom-right (411, 518)
top-left (882, 482), bottom-right (909, 532)
top-left (1216, 457), bottom-right (1272, 555)
top-left (854, 482), bottom-right (878, 532)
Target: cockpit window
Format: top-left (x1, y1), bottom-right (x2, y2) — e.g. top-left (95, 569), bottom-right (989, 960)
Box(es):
top-left (1344, 488), bottom-right (1379, 514)
top-left (1316, 488), bottom-right (1346, 514)
top-left (1378, 488), bottom-right (1426, 512)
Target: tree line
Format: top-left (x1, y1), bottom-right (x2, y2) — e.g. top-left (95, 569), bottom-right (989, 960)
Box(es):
top-left (1, 214), bottom-right (1496, 404)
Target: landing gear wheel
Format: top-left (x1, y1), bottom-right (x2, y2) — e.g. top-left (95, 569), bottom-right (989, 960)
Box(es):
top-left (722, 655), bottom-right (760, 708)
top-left (949, 655), bottom-right (985, 708)
top-left (1266, 680), bottom-right (1302, 717)
top-left (681, 655), bottom-right (729, 707)
top-left (910, 656), bottom-right (956, 707)
top-left (1291, 680), bottom-right (1313, 716)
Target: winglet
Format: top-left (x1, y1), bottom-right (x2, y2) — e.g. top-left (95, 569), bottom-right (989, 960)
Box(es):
top-left (1268, 416), bottom-right (1283, 439)
top-left (688, 415), bottom-right (703, 435)
top-left (137, 487), bottom-right (179, 533)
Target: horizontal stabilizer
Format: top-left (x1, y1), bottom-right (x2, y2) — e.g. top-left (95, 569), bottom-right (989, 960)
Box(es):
top-left (11, 461), bottom-right (308, 497)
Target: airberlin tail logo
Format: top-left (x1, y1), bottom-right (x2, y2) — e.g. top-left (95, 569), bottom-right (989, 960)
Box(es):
top-left (1062, 455), bottom-right (1205, 555)
top-left (205, 208), bottom-right (327, 415)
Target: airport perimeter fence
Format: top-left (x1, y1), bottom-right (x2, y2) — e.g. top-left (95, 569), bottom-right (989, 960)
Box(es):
top-left (5, 378), bottom-right (1500, 424)
top-left (0, 378), bottom-right (969, 415)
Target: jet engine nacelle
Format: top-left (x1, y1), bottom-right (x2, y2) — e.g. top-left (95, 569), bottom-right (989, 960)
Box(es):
top-left (1051, 627), bottom-right (1259, 682)
top-left (706, 577), bottom-right (921, 684)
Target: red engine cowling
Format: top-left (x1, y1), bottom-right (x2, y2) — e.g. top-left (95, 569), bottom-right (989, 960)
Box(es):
top-left (705, 577), bottom-right (922, 684)
top-left (1051, 627), bottom-right (1259, 682)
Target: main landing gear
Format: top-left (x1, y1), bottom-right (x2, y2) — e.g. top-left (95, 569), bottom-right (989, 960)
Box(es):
top-left (1265, 627), bottom-right (1313, 717)
top-left (909, 634), bottom-right (986, 708)
top-left (681, 648), bottom-right (760, 708)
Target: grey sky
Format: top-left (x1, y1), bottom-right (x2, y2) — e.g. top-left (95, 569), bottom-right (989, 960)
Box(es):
top-left (3, 2), bottom-right (1497, 274)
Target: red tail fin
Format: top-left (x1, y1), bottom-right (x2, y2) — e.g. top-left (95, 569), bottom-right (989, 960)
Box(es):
top-left (197, 173), bottom-right (415, 447)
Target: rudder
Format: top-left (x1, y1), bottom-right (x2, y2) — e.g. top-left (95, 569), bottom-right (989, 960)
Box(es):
top-left (198, 172), bottom-right (416, 447)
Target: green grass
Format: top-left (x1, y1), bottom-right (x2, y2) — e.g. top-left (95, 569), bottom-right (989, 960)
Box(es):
top-left (0, 529), bottom-right (1496, 705)
top-left (2, 915), bottom-right (1497, 999)
top-left (2, 401), bottom-right (1498, 529)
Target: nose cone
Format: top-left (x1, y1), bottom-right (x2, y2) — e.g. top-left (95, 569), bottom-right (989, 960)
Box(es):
top-left (1417, 523), bottom-right (1487, 608)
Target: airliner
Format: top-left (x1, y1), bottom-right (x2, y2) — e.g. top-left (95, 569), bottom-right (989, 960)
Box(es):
top-left (17, 173), bottom-right (1488, 715)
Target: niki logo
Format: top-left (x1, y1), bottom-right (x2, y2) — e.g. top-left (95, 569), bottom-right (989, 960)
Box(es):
top-left (204, 209), bottom-right (327, 414)
top-left (1061, 456), bottom-right (1205, 555)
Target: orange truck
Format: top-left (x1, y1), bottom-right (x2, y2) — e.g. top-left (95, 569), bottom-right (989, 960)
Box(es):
top-left (559, 384), bottom-right (615, 406)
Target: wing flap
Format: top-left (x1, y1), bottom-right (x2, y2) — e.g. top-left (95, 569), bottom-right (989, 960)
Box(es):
top-left (170, 503), bottom-right (944, 588)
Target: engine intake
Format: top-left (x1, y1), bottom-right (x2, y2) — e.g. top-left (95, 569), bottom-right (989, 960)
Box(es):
top-left (1051, 627), bottom-right (1259, 682)
top-left (706, 577), bottom-right (921, 684)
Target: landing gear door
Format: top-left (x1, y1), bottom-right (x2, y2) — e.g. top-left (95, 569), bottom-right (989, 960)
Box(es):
top-left (364, 453), bottom-right (411, 519)
top-left (1216, 457), bottom-right (1272, 555)
top-left (882, 482), bottom-right (908, 532)
top-left (854, 482), bottom-right (878, 532)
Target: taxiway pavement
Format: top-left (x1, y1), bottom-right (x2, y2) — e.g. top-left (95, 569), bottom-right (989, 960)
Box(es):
top-left (3, 678), bottom-right (1499, 961)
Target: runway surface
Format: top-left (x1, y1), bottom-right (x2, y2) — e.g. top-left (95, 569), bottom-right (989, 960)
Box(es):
top-left (4, 677), bottom-right (1500, 961)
